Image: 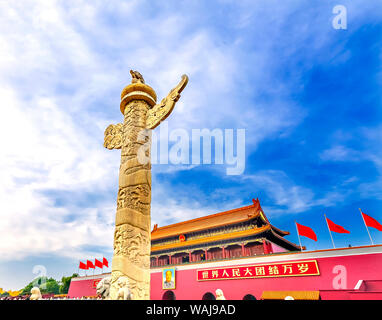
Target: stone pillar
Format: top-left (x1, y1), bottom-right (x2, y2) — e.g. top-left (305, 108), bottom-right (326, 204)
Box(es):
top-left (110, 82), bottom-right (157, 300)
top-left (104, 71), bottom-right (188, 300)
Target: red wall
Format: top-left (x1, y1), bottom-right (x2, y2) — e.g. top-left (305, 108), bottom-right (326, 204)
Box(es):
top-left (270, 242), bottom-right (288, 253)
top-left (150, 251), bottom-right (382, 300)
top-left (67, 246), bottom-right (382, 300)
top-left (68, 277), bottom-right (102, 298)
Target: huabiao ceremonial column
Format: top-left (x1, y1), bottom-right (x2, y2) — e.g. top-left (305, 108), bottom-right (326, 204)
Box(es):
top-left (104, 70), bottom-right (188, 299)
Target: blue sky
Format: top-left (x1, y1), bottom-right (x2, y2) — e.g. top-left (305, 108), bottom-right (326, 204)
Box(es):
top-left (0, 0), bottom-right (381, 291)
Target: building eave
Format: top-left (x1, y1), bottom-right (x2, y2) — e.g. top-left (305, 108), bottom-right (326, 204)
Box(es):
top-left (151, 225), bottom-right (272, 253)
top-left (268, 228), bottom-right (302, 251)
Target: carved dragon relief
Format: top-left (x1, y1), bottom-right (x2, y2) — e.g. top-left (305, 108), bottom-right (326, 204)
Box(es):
top-left (117, 185), bottom-right (151, 214)
top-left (146, 74), bottom-right (188, 129)
top-left (104, 123), bottom-right (123, 149)
top-left (113, 224), bottom-right (150, 267)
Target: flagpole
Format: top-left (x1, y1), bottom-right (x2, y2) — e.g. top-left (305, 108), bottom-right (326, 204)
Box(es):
top-left (324, 214), bottom-right (335, 249)
top-left (359, 208), bottom-right (374, 245)
top-left (295, 221), bottom-right (303, 251)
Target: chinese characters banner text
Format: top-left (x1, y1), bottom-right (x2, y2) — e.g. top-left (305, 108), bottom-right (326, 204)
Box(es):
top-left (197, 260), bottom-right (319, 281)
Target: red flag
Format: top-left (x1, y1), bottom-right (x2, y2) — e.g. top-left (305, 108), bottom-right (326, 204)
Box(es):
top-left (79, 261), bottom-right (88, 270)
top-left (95, 258), bottom-right (103, 269)
top-left (362, 212), bottom-right (382, 231)
top-left (296, 222), bottom-right (317, 241)
top-left (102, 257), bottom-right (109, 268)
top-left (87, 260), bottom-right (95, 269)
top-left (326, 217), bottom-right (350, 234)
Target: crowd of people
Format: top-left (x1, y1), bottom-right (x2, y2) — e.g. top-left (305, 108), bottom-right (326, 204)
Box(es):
top-left (0, 295), bottom-right (101, 300)
top-left (0, 287), bottom-right (101, 300)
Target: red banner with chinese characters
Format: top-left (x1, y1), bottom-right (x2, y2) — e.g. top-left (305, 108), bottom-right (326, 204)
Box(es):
top-left (197, 260), bottom-right (319, 281)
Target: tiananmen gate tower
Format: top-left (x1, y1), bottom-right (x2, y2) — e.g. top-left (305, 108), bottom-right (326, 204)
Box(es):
top-left (150, 198), bottom-right (300, 268)
top-left (68, 198), bottom-right (382, 300)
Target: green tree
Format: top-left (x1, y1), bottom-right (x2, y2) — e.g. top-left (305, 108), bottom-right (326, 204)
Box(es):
top-left (43, 278), bottom-right (60, 294)
top-left (21, 276), bottom-right (61, 295)
top-left (59, 273), bottom-right (78, 294)
top-left (20, 273), bottom-right (79, 296)
top-left (21, 276), bottom-right (47, 295)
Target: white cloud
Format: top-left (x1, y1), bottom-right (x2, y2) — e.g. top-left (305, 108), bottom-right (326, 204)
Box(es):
top-left (0, 1), bottom-right (250, 262)
top-left (319, 145), bottom-right (360, 162)
top-left (225, 169), bottom-right (359, 218)
top-left (318, 125), bottom-right (382, 201)
top-left (243, 171), bottom-right (315, 214)
top-left (0, 0), bottom-right (361, 263)
top-left (0, 86), bottom-right (117, 261)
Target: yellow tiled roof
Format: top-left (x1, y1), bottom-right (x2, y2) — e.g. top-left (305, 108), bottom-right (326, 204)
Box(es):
top-left (151, 225), bottom-right (271, 253)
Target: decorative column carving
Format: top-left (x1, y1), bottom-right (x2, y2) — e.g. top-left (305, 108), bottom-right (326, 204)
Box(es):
top-left (104, 71), bottom-right (188, 300)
